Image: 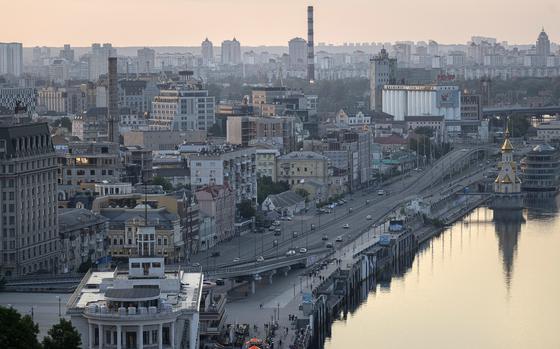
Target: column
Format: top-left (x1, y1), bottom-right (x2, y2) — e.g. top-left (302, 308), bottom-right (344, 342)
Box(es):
top-left (99, 324), bottom-right (103, 349)
top-left (89, 323), bottom-right (93, 349)
top-left (170, 322), bottom-right (175, 349)
top-left (158, 323), bottom-right (163, 349)
top-left (116, 325), bottom-right (122, 349)
top-left (138, 325), bottom-right (144, 349)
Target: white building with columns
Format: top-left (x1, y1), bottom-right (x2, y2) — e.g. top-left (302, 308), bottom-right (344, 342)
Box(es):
top-left (67, 256), bottom-right (202, 349)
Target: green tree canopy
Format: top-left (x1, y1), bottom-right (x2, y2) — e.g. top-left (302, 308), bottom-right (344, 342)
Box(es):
top-left (507, 115), bottom-right (531, 137)
top-left (42, 318), bottom-right (82, 349)
top-left (0, 306), bottom-right (41, 349)
top-left (257, 176), bottom-right (289, 204)
top-left (237, 199), bottom-right (256, 220)
top-left (151, 176), bottom-right (173, 192)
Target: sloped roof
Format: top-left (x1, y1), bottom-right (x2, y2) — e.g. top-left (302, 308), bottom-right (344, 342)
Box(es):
top-left (265, 190), bottom-right (305, 209)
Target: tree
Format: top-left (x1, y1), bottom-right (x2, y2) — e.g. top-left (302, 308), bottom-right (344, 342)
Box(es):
top-left (0, 306), bottom-right (41, 349)
top-left (42, 318), bottom-right (82, 349)
top-left (294, 188), bottom-right (310, 202)
top-left (237, 199), bottom-right (256, 220)
top-left (257, 176), bottom-right (289, 204)
top-left (52, 117), bottom-right (72, 131)
top-left (151, 176), bottom-right (173, 192)
top-left (507, 114), bottom-right (531, 137)
top-left (414, 126), bottom-right (434, 138)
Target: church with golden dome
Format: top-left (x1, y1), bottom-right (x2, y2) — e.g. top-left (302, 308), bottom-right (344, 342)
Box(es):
top-left (491, 129), bottom-right (523, 209)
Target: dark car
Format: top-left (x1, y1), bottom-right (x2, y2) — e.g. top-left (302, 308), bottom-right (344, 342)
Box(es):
top-left (215, 279), bottom-right (225, 286)
top-left (211, 251), bottom-right (220, 257)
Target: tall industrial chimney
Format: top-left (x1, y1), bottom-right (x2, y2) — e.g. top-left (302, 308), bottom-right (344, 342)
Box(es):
top-left (307, 5), bottom-right (315, 83)
top-left (107, 56), bottom-right (119, 143)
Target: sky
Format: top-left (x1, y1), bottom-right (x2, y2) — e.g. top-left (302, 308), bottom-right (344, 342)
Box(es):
top-left (3, 0), bottom-right (559, 47)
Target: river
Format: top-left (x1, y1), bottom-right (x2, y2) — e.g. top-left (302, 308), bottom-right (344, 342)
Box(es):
top-left (325, 199), bottom-right (560, 349)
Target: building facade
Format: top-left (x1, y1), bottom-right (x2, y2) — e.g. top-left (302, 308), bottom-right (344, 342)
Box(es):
top-left (184, 145), bottom-right (257, 205)
top-left (0, 42), bottom-right (23, 76)
top-left (0, 120), bottom-right (59, 276)
top-left (276, 151), bottom-right (329, 186)
top-left (58, 208), bottom-right (108, 273)
top-left (369, 48), bottom-right (397, 111)
top-left (195, 185), bottom-right (235, 244)
top-left (67, 257), bottom-right (202, 349)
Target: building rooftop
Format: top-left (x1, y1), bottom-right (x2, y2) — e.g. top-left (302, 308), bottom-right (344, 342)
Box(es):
top-left (264, 190), bottom-right (305, 209)
top-left (278, 151), bottom-right (327, 161)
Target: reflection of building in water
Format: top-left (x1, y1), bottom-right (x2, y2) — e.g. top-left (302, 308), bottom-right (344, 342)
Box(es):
top-left (493, 209), bottom-right (524, 288)
top-left (525, 194), bottom-right (559, 220)
top-left (491, 128), bottom-right (523, 209)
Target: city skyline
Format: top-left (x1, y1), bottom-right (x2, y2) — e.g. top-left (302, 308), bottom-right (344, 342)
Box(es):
top-left (4, 0), bottom-right (559, 47)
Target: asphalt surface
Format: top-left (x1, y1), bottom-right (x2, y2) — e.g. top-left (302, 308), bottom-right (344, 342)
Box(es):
top-left (190, 144), bottom-right (527, 275)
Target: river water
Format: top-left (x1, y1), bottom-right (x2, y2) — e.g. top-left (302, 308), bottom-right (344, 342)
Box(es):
top-left (325, 199), bottom-right (560, 349)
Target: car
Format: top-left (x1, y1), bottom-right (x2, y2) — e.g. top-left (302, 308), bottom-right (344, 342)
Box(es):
top-left (377, 189), bottom-right (386, 196)
top-left (191, 263), bottom-right (201, 267)
top-left (366, 215), bottom-right (372, 220)
top-left (322, 235), bottom-right (329, 241)
top-left (366, 199), bottom-right (370, 204)
top-left (310, 224), bottom-right (316, 230)
top-left (215, 279), bottom-right (225, 286)
top-left (274, 231), bottom-right (282, 236)
top-left (256, 256), bottom-right (265, 262)
top-left (292, 231), bottom-right (299, 238)
top-left (349, 207), bottom-right (353, 212)
top-left (283, 216), bottom-right (293, 221)
top-left (326, 243), bottom-right (334, 248)
top-left (232, 257), bottom-right (240, 262)
top-left (274, 228), bottom-right (281, 233)
top-left (285, 250), bottom-right (296, 256)
top-left (299, 247), bottom-right (308, 254)
top-left (273, 240), bottom-right (278, 247)
top-left (343, 223), bottom-right (350, 229)
top-left (335, 236), bottom-right (343, 242)
top-left (269, 226), bottom-right (276, 231)
top-left (211, 251), bottom-right (220, 257)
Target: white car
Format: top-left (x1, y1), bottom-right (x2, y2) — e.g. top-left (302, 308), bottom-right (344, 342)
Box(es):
top-left (377, 189), bottom-right (386, 196)
top-left (366, 215), bottom-right (372, 220)
top-left (256, 256), bottom-right (265, 262)
top-left (343, 223), bottom-right (350, 229)
top-left (299, 247), bottom-right (308, 254)
top-left (335, 236), bottom-right (344, 242)
top-left (285, 250), bottom-right (296, 256)
top-left (232, 257), bottom-right (240, 262)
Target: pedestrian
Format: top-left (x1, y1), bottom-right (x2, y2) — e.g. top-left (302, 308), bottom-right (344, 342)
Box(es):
top-left (260, 303), bottom-right (263, 309)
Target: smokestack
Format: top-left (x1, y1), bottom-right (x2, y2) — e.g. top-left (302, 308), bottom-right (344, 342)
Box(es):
top-left (307, 5), bottom-right (315, 83)
top-left (107, 56), bottom-right (119, 143)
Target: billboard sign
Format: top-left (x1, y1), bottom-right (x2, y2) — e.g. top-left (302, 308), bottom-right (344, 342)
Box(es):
top-left (436, 89), bottom-right (459, 108)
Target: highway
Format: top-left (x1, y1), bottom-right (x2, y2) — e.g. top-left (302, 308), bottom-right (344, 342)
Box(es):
top-left (190, 146), bottom-right (494, 276)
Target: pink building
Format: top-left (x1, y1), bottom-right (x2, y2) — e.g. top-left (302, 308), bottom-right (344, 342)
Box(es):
top-left (195, 185), bottom-right (236, 242)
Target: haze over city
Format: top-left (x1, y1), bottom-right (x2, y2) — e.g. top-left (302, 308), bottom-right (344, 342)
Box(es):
top-left (2, 2), bottom-right (560, 349)
top-left (3, 0), bottom-right (560, 46)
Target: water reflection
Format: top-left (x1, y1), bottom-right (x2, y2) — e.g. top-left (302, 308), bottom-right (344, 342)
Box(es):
top-left (492, 208), bottom-right (524, 289)
top-left (324, 202), bottom-right (560, 349)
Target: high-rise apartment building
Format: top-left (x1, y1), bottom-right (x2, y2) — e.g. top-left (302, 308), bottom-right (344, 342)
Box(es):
top-left (369, 48), bottom-right (397, 111)
top-left (221, 38), bottom-right (241, 65)
top-left (137, 47), bottom-right (155, 74)
top-left (150, 73), bottom-right (215, 131)
top-left (0, 118), bottom-right (59, 276)
top-left (0, 42), bottom-right (23, 77)
top-left (536, 29), bottom-right (551, 67)
top-left (289, 38), bottom-right (307, 69)
top-left (88, 43), bottom-right (116, 81)
top-left (201, 38), bottom-right (214, 66)
top-left (59, 44), bottom-right (75, 63)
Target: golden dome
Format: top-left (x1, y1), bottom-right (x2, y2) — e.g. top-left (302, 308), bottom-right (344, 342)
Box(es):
top-left (501, 138), bottom-right (513, 152)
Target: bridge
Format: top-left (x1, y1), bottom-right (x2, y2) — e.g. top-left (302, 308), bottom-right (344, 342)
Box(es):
top-left (482, 105), bottom-right (560, 118)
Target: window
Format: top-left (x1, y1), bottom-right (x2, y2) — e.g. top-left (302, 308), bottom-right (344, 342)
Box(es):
top-left (131, 262), bottom-right (140, 268)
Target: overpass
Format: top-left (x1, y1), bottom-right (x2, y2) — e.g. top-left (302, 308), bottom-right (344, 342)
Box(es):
top-left (482, 105), bottom-right (560, 118)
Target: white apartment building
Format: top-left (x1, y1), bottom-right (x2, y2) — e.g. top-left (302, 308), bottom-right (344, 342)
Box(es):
top-left (0, 42), bottom-right (23, 76)
top-left (67, 256), bottom-right (202, 349)
top-left (151, 86), bottom-right (215, 132)
top-left (183, 145), bottom-right (257, 204)
top-left (537, 121), bottom-right (560, 143)
top-left (382, 85), bottom-right (461, 123)
top-left (256, 149), bottom-right (279, 181)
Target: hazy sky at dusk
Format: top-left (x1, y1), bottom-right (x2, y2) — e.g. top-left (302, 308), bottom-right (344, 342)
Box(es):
top-left (4, 0), bottom-right (559, 47)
